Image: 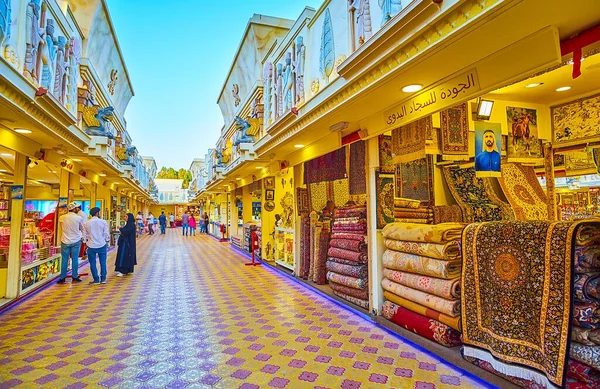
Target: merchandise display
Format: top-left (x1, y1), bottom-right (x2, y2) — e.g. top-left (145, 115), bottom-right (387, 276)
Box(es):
top-left (326, 205), bottom-right (369, 308)
top-left (243, 223), bottom-right (258, 253)
top-left (274, 227), bottom-right (294, 270)
top-left (381, 222), bottom-right (465, 347)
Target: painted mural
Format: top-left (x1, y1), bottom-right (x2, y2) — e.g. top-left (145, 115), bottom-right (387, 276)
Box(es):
top-left (552, 93), bottom-right (600, 143)
top-left (320, 9), bottom-right (335, 84)
top-left (506, 106), bottom-right (542, 160)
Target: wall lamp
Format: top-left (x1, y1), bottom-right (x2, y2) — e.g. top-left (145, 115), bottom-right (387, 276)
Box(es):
top-left (476, 98), bottom-right (494, 121)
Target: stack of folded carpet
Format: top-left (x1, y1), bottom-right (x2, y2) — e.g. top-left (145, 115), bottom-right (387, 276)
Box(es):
top-left (326, 205), bottom-right (369, 309)
top-left (393, 198), bottom-right (433, 224)
top-left (230, 234), bottom-right (242, 250)
top-left (567, 225), bottom-right (600, 389)
top-left (380, 222), bottom-right (465, 347)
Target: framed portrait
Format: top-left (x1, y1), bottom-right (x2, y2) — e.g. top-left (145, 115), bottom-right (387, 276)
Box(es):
top-left (265, 189), bottom-right (275, 201)
top-left (264, 177), bottom-right (275, 189)
top-left (474, 121), bottom-right (502, 177)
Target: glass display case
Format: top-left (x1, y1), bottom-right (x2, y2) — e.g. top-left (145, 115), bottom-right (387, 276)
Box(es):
top-left (274, 227), bottom-right (294, 270)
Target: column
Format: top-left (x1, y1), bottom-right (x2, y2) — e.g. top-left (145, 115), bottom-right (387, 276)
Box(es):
top-left (366, 136), bottom-right (383, 315)
top-left (90, 182), bottom-right (97, 210)
top-left (5, 153), bottom-right (27, 298)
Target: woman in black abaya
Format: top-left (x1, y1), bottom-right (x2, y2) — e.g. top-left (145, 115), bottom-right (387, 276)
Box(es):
top-left (115, 213), bottom-right (137, 276)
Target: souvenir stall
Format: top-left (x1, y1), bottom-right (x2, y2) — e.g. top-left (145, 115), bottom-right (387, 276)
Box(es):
top-left (370, 49), bottom-right (600, 388)
top-left (230, 183), bottom-right (261, 254)
top-left (294, 139), bottom-right (370, 311)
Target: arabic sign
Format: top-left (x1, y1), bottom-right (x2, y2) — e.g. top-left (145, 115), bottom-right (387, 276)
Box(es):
top-left (384, 69), bottom-right (481, 128)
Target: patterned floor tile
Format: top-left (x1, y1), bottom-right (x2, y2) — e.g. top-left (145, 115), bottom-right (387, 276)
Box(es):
top-left (0, 229), bottom-right (493, 389)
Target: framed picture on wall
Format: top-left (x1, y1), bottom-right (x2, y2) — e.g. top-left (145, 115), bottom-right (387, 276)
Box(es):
top-left (265, 190), bottom-right (275, 201)
top-left (264, 177), bottom-right (275, 189)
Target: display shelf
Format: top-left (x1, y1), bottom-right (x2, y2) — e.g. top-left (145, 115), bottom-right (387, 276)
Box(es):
top-left (275, 260), bottom-right (294, 271)
top-left (21, 254), bottom-right (61, 271)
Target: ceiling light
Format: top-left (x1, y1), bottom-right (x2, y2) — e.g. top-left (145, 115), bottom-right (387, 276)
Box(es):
top-left (255, 166), bottom-right (263, 169)
top-left (0, 169), bottom-right (6, 172)
top-left (556, 86), bottom-right (571, 92)
top-left (98, 173), bottom-right (107, 176)
top-left (476, 99), bottom-right (494, 120)
top-left (14, 128), bottom-right (32, 134)
top-left (0, 153), bottom-right (12, 157)
top-left (525, 83), bottom-right (543, 88)
top-left (72, 158), bottom-right (82, 162)
top-left (402, 84), bottom-right (423, 93)
top-left (294, 144), bottom-right (305, 148)
top-left (235, 177), bottom-right (241, 180)
top-left (50, 170), bottom-right (57, 173)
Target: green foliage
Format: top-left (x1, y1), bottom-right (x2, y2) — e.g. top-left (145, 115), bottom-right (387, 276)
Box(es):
top-left (156, 166), bottom-right (193, 189)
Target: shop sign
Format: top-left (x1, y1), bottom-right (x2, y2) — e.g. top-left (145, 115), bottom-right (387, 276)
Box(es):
top-left (384, 69), bottom-right (481, 128)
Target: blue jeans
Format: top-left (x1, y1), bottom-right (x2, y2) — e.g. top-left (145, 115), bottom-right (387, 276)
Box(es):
top-left (61, 241), bottom-right (81, 280)
top-left (87, 245), bottom-right (107, 282)
top-left (182, 223), bottom-right (188, 235)
top-left (160, 224), bottom-right (166, 234)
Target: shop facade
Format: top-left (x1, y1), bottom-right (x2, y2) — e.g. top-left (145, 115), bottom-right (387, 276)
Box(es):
top-left (0, 0), bottom-right (157, 306)
top-left (194, 0), bottom-right (600, 387)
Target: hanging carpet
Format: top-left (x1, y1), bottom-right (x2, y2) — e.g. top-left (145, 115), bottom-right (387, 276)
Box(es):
top-left (391, 116), bottom-right (432, 163)
top-left (395, 155), bottom-right (435, 205)
top-left (497, 163), bottom-right (549, 220)
top-left (304, 148), bottom-right (346, 185)
top-left (349, 140), bottom-right (367, 195)
top-left (440, 103), bottom-right (469, 157)
top-left (461, 220), bottom-right (593, 388)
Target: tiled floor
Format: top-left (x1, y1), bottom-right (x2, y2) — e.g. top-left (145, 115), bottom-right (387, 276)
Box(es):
top-left (0, 229), bottom-right (492, 389)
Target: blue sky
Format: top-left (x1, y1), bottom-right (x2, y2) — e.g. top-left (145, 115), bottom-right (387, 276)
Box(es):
top-left (106, 0), bottom-right (322, 171)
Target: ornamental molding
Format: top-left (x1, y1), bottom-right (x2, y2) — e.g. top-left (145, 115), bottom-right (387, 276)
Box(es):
top-left (0, 72), bottom-right (89, 152)
top-left (255, 0), bottom-right (507, 156)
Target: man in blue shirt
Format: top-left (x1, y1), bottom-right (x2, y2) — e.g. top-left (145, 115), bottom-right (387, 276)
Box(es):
top-left (475, 130), bottom-right (501, 172)
top-left (159, 212), bottom-right (167, 235)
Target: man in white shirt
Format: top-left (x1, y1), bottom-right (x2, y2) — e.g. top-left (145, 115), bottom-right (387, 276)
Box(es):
top-left (83, 207), bottom-right (110, 285)
top-left (57, 202), bottom-right (84, 284)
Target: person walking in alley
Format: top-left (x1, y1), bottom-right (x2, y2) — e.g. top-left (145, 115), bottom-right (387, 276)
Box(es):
top-left (159, 211), bottom-right (167, 234)
top-left (57, 202), bottom-right (84, 284)
top-left (169, 213), bottom-right (175, 228)
top-left (203, 212), bottom-right (209, 234)
top-left (188, 214), bottom-right (197, 236)
top-left (115, 213), bottom-right (137, 277)
top-left (181, 211), bottom-right (190, 236)
top-left (83, 207), bottom-right (110, 285)
top-left (137, 211), bottom-right (144, 236)
top-left (147, 212), bottom-right (155, 235)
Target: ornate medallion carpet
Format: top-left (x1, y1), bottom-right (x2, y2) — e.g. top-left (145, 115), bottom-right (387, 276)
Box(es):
top-left (461, 220), bottom-right (590, 388)
top-left (0, 229), bottom-right (489, 389)
top-left (497, 163), bottom-right (549, 220)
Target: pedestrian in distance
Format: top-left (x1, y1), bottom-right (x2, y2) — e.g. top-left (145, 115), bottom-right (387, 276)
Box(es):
top-left (57, 202), bottom-right (84, 284)
top-left (136, 211), bottom-right (144, 236)
top-left (115, 213), bottom-right (137, 277)
top-left (203, 212), bottom-right (209, 234)
top-left (159, 211), bottom-right (167, 234)
top-left (189, 214), bottom-right (197, 236)
top-left (147, 212), bottom-right (155, 235)
top-left (83, 207), bottom-right (110, 285)
top-left (169, 213), bottom-right (175, 228)
top-left (181, 211), bottom-right (190, 236)
top-left (153, 214), bottom-right (158, 234)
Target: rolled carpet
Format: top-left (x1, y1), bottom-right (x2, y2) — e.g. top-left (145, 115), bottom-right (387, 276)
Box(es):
top-left (333, 218), bottom-right (363, 224)
top-left (394, 198), bottom-right (421, 209)
top-left (384, 239), bottom-right (460, 261)
top-left (567, 359), bottom-right (600, 387)
top-left (329, 281), bottom-right (369, 300)
top-left (574, 273), bottom-right (600, 303)
top-left (332, 224), bottom-right (367, 232)
top-left (576, 225), bottom-right (600, 246)
top-left (573, 302), bottom-right (600, 329)
top-left (393, 210), bottom-right (432, 218)
top-left (326, 261), bottom-right (368, 279)
top-left (328, 256), bottom-right (365, 266)
top-left (382, 222), bottom-right (465, 243)
top-left (383, 291), bottom-right (460, 331)
top-left (381, 278), bottom-right (460, 317)
top-left (382, 301), bottom-right (462, 347)
top-left (394, 218), bottom-right (431, 224)
top-left (571, 326), bottom-right (600, 346)
top-left (335, 207), bottom-right (366, 217)
top-left (570, 343), bottom-right (600, 370)
top-left (574, 246), bottom-right (600, 273)
top-left (333, 290), bottom-right (369, 309)
top-left (331, 232), bottom-right (365, 241)
top-left (382, 249), bottom-right (461, 279)
top-left (328, 247), bottom-right (368, 263)
top-left (327, 271), bottom-right (368, 290)
top-left (329, 238), bottom-right (367, 253)
top-left (382, 268), bottom-right (460, 299)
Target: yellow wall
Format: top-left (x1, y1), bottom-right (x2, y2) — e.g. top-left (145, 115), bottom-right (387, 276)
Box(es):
top-left (149, 205), bottom-right (175, 217)
top-left (26, 186), bottom-right (56, 200)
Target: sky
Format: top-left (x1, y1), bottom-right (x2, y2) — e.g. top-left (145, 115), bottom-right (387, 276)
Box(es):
top-left (105, 0), bottom-right (323, 171)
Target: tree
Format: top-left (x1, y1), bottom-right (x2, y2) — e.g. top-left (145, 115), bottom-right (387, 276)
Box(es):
top-left (177, 168), bottom-right (186, 179)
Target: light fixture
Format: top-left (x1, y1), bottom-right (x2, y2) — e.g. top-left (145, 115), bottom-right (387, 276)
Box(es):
top-left (28, 159), bottom-right (38, 169)
top-left (294, 144), bottom-right (304, 148)
top-left (0, 153), bottom-right (12, 157)
top-left (72, 158), bottom-right (82, 162)
top-left (525, 83), bottom-right (543, 88)
top-left (556, 86), bottom-right (571, 92)
top-left (476, 98), bottom-right (494, 120)
top-left (50, 170), bottom-right (57, 173)
top-left (402, 84), bottom-right (423, 93)
top-left (0, 169), bottom-right (6, 172)
top-left (568, 57), bottom-right (585, 65)
top-left (14, 128), bottom-right (32, 134)
top-left (235, 177), bottom-right (241, 180)
top-left (255, 166), bottom-right (263, 169)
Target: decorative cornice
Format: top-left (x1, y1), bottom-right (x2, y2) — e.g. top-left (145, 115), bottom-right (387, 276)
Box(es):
top-left (255, 0), bottom-right (505, 156)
